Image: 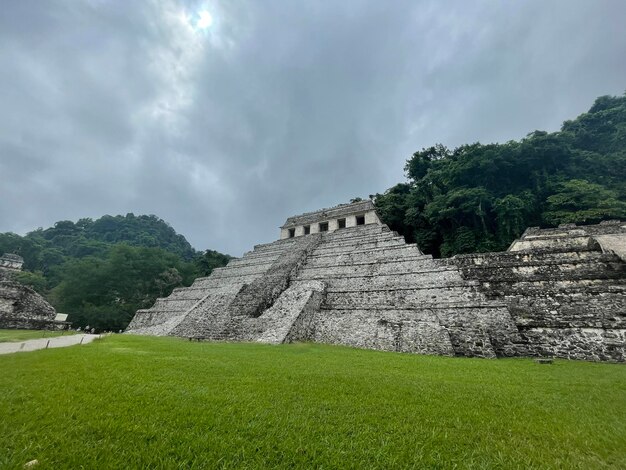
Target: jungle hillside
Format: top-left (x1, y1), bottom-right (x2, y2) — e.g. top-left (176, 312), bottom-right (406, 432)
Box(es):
top-left (0, 214), bottom-right (230, 331)
top-left (374, 93), bottom-right (626, 257)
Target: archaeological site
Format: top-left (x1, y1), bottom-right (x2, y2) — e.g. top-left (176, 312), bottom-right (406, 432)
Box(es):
top-left (126, 200), bottom-right (626, 362)
top-left (0, 253), bottom-right (68, 330)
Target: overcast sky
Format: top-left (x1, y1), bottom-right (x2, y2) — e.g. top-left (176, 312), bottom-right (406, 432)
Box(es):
top-left (1, 1), bottom-right (625, 256)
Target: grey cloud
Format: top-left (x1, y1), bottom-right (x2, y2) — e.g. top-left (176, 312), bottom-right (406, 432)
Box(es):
top-left (1, 0), bottom-right (625, 255)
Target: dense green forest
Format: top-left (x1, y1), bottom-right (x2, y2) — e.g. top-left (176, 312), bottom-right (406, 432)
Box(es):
top-left (0, 214), bottom-right (230, 331)
top-left (374, 93), bottom-right (626, 257)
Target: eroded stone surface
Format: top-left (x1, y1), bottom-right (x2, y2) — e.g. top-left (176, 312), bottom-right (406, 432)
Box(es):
top-left (0, 281), bottom-right (64, 330)
top-left (453, 222), bottom-right (626, 361)
top-left (0, 253), bottom-right (67, 330)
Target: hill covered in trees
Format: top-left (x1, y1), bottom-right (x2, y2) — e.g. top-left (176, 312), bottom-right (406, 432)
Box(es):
top-left (374, 93), bottom-right (626, 257)
top-left (0, 214), bottom-right (230, 331)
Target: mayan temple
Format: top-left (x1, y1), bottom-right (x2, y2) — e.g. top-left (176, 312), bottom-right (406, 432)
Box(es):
top-left (126, 200), bottom-right (626, 362)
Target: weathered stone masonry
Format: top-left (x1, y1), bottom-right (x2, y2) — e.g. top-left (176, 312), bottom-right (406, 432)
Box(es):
top-left (452, 221), bottom-right (626, 361)
top-left (126, 201), bottom-right (626, 362)
top-left (0, 253), bottom-right (68, 330)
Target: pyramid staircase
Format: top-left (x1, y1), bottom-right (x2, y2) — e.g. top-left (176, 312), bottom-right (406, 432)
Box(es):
top-left (126, 236), bottom-right (304, 336)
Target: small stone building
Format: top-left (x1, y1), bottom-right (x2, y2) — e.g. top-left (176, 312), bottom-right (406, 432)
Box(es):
top-left (126, 202), bottom-right (626, 362)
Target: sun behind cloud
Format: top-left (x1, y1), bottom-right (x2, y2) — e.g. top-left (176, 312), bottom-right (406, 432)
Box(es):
top-left (196, 10), bottom-right (213, 30)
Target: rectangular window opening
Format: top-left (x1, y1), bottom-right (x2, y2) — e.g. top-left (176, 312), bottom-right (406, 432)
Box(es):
top-left (356, 215), bottom-right (365, 226)
top-left (304, 225), bottom-right (310, 235)
top-left (319, 222), bottom-right (329, 232)
top-left (338, 218), bottom-right (346, 229)
top-left (288, 228), bottom-right (295, 238)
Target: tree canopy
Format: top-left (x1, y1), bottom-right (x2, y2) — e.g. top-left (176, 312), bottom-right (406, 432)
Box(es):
top-left (374, 93), bottom-right (626, 257)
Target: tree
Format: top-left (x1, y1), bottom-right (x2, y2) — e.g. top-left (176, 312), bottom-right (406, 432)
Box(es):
top-left (405, 144), bottom-right (450, 181)
top-left (51, 245), bottom-right (197, 331)
top-left (542, 180), bottom-right (626, 225)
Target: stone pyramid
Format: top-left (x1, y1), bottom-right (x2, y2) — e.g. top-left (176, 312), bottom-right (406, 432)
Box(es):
top-left (126, 201), bottom-right (626, 362)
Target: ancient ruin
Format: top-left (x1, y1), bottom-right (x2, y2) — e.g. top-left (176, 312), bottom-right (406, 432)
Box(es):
top-left (0, 253), bottom-right (68, 330)
top-left (126, 201), bottom-right (625, 362)
top-left (0, 253), bottom-right (24, 275)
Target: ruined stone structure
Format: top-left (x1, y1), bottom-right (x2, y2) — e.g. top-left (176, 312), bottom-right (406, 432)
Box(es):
top-left (126, 201), bottom-right (625, 362)
top-left (0, 253), bottom-right (68, 330)
top-left (0, 253), bottom-right (24, 280)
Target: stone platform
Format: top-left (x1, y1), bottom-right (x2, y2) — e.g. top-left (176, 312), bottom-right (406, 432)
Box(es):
top-left (126, 202), bottom-right (625, 362)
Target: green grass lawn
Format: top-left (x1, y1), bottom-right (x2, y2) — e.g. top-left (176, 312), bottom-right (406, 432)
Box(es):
top-left (0, 335), bottom-right (624, 469)
top-left (0, 329), bottom-right (77, 343)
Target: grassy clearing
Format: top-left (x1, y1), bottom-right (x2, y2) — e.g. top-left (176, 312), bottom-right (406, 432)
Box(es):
top-left (0, 329), bottom-right (77, 343)
top-left (0, 335), bottom-right (624, 469)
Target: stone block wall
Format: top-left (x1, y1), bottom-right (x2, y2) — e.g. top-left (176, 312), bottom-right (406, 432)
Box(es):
top-left (126, 236), bottom-right (302, 335)
top-left (453, 222), bottom-right (626, 361)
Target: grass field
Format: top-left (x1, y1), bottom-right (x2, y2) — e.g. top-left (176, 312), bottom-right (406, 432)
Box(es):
top-left (1, 335), bottom-right (624, 469)
top-left (0, 329), bottom-right (77, 343)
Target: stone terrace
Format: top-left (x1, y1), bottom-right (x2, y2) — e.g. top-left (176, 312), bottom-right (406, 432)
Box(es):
top-left (126, 204), bottom-right (625, 362)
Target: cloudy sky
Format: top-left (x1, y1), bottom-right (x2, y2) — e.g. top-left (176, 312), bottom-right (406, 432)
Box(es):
top-left (1, 1), bottom-right (625, 256)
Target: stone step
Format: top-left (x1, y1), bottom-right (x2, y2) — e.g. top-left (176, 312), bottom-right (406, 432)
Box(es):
top-left (171, 284), bottom-right (244, 296)
top-left (299, 259), bottom-right (455, 278)
top-left (318, 224), bottom-right (388, 240)
top-left (316, 234), bottom-right (398, 250)
top-left (128, 310), bottom-right (188, 336)
top-left (150, 298), bottom-right (200, 311)
top-left (477, 278), bottom-right (626, 296)
top-left (302, 254), bottom-right (428, 269)
top-left (306, 244), bottom-right (426, 263)
top-left (323, 287), bottom-right (488, 309)
top-left (251, 238), bottom-right (300, 251)
top-left (137, 290), bottom-right (237, 315)
top-left (298, 268), bottom-right (466, 286)
top-left (210, 262), bottom-right (274, 278)
top-left (242, 247), bottom-right (292, 260)
top-left (311, 238), bottom-right (406, 256)
top-left (193, 274), bottom-right (261, 287)
top-left (454, 250), bottom-right (617, 268)
top-left (162, 289), bottom-right (205, 301)
top-left (509, 235), bottom-right (600, 252)
top-left (243, 239), bottom-right (301, 255)
top-left (318, 230), bottom-right (397, 247)
top-left (226, 256), bottom-right (279, 268)
top-left (169, 290), bottom-right (245, 338)
top-left (127, 286), bottom-right (244, 337)
top-left (323, 233), bottom-right (405, 246)
top-left (458, 262), bottom-right (625, 283)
